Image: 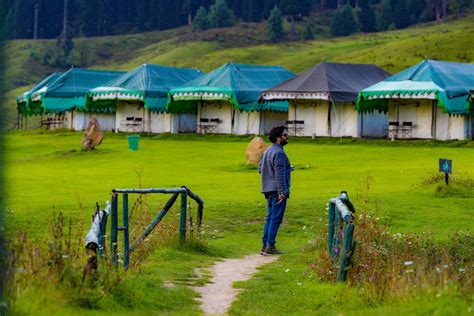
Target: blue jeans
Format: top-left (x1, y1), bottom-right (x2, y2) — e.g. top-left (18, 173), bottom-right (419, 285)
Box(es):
top-left (262, 194), bottom-right (287, 247)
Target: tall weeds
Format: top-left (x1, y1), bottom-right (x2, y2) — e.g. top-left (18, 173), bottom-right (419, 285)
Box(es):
top-left (311, 175), bottom-right (474, 303)
top-left (5, 193), bottom-right (204, 312)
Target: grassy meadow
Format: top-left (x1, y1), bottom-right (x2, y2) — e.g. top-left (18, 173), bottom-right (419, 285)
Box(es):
top-left (4, 131), bottom-right (474, 315)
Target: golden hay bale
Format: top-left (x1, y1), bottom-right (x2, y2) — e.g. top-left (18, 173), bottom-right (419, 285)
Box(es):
top-left (245, 136), bottom-right (268, 164)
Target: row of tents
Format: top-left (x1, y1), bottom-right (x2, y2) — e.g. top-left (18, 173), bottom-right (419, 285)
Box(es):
top-left (17, 59), bottom-right (474, 140)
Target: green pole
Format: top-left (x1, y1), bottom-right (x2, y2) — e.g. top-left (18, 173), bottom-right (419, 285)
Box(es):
top-left (180, 191), bottom-right (188, 242)
top-left (131, 193), bottom-right (179, 250)
top-left (327, 202), bottom-right (335, 255)
top-left (123, 193), bottom-right (129, 269)
top-left (111, 194), bottom-right (118, 266)
top-left (337, 223), bottom-right (355, 282)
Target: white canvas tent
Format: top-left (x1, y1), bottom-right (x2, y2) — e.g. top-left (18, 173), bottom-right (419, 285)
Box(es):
top-left (86, 64), bottom-right (203, 134)
top-left (385, 99), bottom-right (468, 140)
top-left (168, 63), bottom-right (294, 135)
top-left (261, 62), bottom-right (391, 138)
top-left (64, 110), bottom-right (116, 131)
top-left (286, 100), bottom-right (386, 137)
top-left (358, 60), bottom-right (474, 140)
top-left (196, 101), bottom-right (287, 135)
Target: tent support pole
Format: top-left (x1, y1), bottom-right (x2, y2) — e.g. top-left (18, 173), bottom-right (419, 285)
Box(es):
top-left (327, 100), bottom-right (332, 137)
top-left (197, 101), bottom-right (202, 134)
top-left (432, 100), bottom-right (437, 140)
top-left (396, 100), bottom-right (400, 122)
top-left (231, 106), bottom-right (235, 134)
top-left (294, 102), bottom-right (297, 136)
top-left (142, 106), bottom-right (145, 133)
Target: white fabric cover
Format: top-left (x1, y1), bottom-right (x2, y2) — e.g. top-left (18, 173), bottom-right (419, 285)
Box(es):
top-left (387, 100), bottom-right (468, 140)
top-left (146, 112), bottom-right (172, 133)
top-left (435, 107), bottom-right (466, 140)
top-left (233, 110), bottom-right (251, 135)
top-left (288, 100), bottom-right (387, 138)
top-left (261, 111), bottom-right (287, 135)
top-left (388, 100), bottom-right (432, 139)
top-left (288, 101), bottom-right (329, 137)
top-left (198, 102), bottom-right (232, 134)
top-left (115, 101), bottom-right (145, 133)
top-left (196, 101), bottom-right (287, 135)
top-left (65, 111), bottom-right (116, 131)
top-left (330, 103), bottom-right (358, 137)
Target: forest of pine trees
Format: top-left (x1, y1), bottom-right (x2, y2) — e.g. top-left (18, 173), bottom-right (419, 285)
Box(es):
top-left (3, 0), bottom-right (473, 40)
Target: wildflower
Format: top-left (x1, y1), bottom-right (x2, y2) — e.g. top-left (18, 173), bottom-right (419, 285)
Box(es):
top-left (404, 261), bottom-right (414, 266)
top-left (393, 233), bottom-right (402, 238)
top-left (443, 264), bottom-right (449, 269)
top-left (435, 267), bottom-right (441, 273)
top-left (458, 268), bottom-right (465, 273)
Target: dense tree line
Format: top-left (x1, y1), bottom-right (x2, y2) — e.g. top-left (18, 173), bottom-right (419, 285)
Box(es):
top-left (4, 0), bottom-right (473, 39)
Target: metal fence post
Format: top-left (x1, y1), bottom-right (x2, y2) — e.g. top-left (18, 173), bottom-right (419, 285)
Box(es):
top-left (337, 223), bottom-right (355, 282)
top-left (180, 191), bottom-right (188, 241)
top-left (111, 194), bottom-right (118, 266)
top-left (123, 193), bottom-right (129, 269)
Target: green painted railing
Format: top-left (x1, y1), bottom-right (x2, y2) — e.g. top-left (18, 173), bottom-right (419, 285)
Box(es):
top-left (107, 186), bottom-right (204, 269)
top-left (327, 191), bottom-right (356, 282)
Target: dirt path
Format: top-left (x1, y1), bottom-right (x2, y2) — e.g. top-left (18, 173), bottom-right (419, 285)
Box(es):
top-left (191, 254), bottom-right (278, 315)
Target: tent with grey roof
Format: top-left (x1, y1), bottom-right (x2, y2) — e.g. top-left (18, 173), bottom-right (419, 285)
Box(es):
top-left (260, 62), bottom-right (391, 137)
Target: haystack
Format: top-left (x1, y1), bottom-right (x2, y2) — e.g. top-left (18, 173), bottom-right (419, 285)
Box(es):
top-left (245, 137), bottom-right (268, 164)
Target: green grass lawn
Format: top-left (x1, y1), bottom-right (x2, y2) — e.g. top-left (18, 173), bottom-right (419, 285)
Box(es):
top-left (4, 132), bottom-right (474, 315)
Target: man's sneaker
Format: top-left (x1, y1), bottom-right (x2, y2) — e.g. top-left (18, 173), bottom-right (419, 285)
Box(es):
top-left (262, 246), bottom-right (283, 256)
top-left (260, 246), bottom-right (266, 255)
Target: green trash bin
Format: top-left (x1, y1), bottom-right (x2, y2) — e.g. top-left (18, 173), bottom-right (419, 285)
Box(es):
top-left (128, 135), bottom-right (139, 151)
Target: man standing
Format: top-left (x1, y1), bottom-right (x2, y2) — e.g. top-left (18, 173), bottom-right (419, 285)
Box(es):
top-left (259, 126), bottom-right (291, 256)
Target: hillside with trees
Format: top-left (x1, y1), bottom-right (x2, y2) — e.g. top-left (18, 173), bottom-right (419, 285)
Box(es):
top-left (6, 0), bottom-right (473, 40)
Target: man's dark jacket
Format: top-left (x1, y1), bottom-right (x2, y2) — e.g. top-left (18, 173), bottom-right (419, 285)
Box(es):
top-left (259, 143), bottom-right (291, 196)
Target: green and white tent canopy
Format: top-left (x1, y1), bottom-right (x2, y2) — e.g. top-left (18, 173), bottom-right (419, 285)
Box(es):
top-left (167, 63), bottom-right (295, 113)
top-left (28, 68), bottom-right (125, 114)
top-left (16, 72), bottom-right (63, 115)
top-left (86, 64), bottom-right (204, 113)
top-left (357, 59), bottom-right (474, 115)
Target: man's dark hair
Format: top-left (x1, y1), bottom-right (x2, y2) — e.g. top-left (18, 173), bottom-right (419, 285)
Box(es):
top-left (269, 125), bottom-right (286, 143)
